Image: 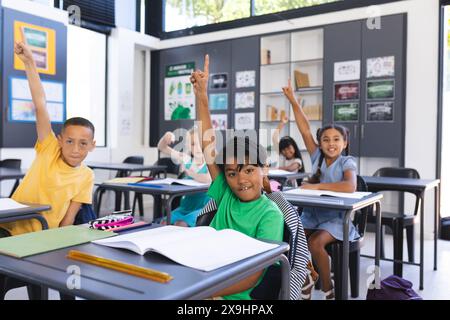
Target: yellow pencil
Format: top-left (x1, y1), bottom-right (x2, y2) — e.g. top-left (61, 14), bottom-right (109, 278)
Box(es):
top-left (67, 250), bottom-right (173, 283)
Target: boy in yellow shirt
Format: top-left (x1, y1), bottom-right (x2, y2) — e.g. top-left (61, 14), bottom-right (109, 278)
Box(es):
top-left (0, 42), bottom-right (96, 237)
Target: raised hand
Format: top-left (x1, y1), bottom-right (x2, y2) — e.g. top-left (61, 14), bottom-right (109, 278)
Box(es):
top-left (190, 54), bottom-right (209, 97)
top-left (14, 42), bottom-right (34, 66)
top-left (282, 78), bottom-right (296, 102)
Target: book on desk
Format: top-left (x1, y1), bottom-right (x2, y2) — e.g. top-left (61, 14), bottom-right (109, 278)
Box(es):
top-left (284, 188), bottom-right (372, 199)
top-left (128, 178), bottom-right (210, 188)
top-left (92, 225), bottom-right (278, 272)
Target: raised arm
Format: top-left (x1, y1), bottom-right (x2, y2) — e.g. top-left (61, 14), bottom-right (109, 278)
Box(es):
top-left (157, 131), bottom-right (187, 164)
top-left (191, 55), bottom-right (220, 180)
top-left (272, 116), bottom-right (288, 151)
top-left (282, 79), bottom-right (317, 156)
top-left (14, 42), bottom-right (52, 142)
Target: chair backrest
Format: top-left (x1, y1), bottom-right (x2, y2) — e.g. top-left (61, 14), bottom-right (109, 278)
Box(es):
top-left (353, 175), bottom-right (370, 238)
top-left (0, 159), bottom-right (21, 169)
top-left (154, 157), bottom-right (180, 176)
top-left (373, 167), bottom-right (420, 179)
top-left (116, 156), bottom-right (144, 177)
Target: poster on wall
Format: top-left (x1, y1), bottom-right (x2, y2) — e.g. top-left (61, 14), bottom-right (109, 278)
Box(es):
top-left (334, 82), bottom-right (359, 101)
top-left (333, 103), bottom-right (359, 122)
top-left (235, 112), bottom-right (255, 130)
top-left (236, 70), bottom-right (256, 88)
top-left (211, 114), bottom-right (228, 130)
top-left (235, 91), bottom-right (255, 109)
top-left (209, 73), bottom-right (228, 89)
top-left (14, 20), bottom-right (56, 75)
top-left (209, 93), bottom-right (228, 110)
top-left (367, 79), bottom-right (395, 100)
top-left (367, 56), bottom-right (395, 78)
top-left (9, 77), bottom-right (65, 123)
top-left (333, 60), bottom-right (360, 82)
top-left (366, 101), bottom-right (394, 122)
top-left (164, 62), bottom-right (196, 120)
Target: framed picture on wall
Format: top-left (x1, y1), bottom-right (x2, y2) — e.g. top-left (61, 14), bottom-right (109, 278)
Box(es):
top-left (366, 79), bottom-right (395, 100)
top-left (367, 56), bottom-right (395, 78)
top-left (366, 101), bottom-right (394, 122)
top-left (333, 103), bottom-right (359, 122)
top-left (235, 91), bottom-right (255, 109)
top-left (334, 82), bottom-right (359, 101)
top-left (211, 114), bottom-right (228, 130)
top-left (164, 62), bottom-right (196, 120)
top-left (235, 70), bottom-right (256, 88)
top-left (209, 93), bottom-right (228, 110)
top-left (235, 112), bottom-right (255, 130)
top-left (209, 73), bottom-right (228, 89)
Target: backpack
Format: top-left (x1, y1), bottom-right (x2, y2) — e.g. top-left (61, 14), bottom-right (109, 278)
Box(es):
top-left (366, 275), bottom-right (422, 300)
top-left (74, 204), bottom-right (97, 225)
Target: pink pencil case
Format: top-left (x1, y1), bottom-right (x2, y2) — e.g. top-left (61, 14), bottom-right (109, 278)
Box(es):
top-left (89, 214), bottom-right (134, 230)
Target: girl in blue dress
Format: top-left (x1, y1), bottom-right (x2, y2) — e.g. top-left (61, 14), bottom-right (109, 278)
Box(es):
top-left (157, 128), bottom-right (211, 227)
top-left (283, 79), bottom-right (358, 300)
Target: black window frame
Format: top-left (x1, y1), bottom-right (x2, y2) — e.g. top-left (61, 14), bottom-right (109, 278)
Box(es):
top-left (147, 0), bottom-right (406, 40)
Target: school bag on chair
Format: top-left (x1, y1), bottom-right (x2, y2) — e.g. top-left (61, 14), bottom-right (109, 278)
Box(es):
top-left (74, 204), bottom-right (97, 225)
top-left (366, 275), bottom-right (422, 300)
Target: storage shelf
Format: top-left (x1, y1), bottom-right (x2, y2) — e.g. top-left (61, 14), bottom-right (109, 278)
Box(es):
top-left (295, 87), bottom-right (323, 93)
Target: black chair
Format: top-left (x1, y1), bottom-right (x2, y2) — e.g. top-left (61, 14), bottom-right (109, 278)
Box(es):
top-left (366, 167), bottom-right (420, 276)
top-left (0, 159), bottom-right (22, 197)
top-left (324, 175), bottom-right (370, 299)
top-left (96, 156), bottom-right (144, 215)
top-left (132, 157), bottom-right (181, 218)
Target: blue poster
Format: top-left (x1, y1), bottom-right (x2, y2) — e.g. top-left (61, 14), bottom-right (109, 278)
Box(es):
top-left (209, 93), bottom-right (228, 110)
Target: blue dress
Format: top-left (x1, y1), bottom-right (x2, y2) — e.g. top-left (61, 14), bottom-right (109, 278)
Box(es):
top-left (168, 160), bottom-right (211, 227)
top-left (300, 148), bottom-right (360, 241)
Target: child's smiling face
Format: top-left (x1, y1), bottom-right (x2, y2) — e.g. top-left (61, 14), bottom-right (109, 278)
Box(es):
top-left (319, 128), bottom-right (347, 160)
top-left (224, 158), bottom-right (267, 202)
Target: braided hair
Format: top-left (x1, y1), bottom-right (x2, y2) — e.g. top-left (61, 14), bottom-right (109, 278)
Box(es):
top-left (308, 124), bottom-right (350, 184)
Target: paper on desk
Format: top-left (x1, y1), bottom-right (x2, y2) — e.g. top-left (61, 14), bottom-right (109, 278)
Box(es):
top-left (138, 178), bottom-right (209, 187)
top-left (105, 177), bottom-right (146, 184)
top-left (0, 198), bottom-right (28, 210)
top-left (285, 188), bottom-right (372, 199)
top-left (269, 169), bottom-right (294, 175)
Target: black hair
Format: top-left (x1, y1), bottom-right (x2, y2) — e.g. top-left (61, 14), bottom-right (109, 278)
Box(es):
top-left (62, 117), bottom-right (95, 137)
top-left (309, 124), bottom-right (350, 184)
top-left (216, 136), bottom-right (267, 173)
top-left (279, 136), bottom-right (304, 173)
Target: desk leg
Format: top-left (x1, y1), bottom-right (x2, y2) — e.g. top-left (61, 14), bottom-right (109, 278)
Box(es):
top-left (278, 254), bottom-right (291, 300)
top-left (153, 195), bottom-right (162, 221)
top-left (435, 184), bottom-right (440, 271)
top-left (420, 192), bottom-right (425, 290)
top-left (375, 202), bottom-right (381, 269)
top-left (341, 210), bottom-right (351, 300)
top-left (93, 187), bottom-right (101, 216)
top-left (164, 195), bottom-right (175, 225)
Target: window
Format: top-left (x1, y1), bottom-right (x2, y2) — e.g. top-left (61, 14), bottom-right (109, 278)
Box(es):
top-left (254, 0), bottom-right (340, 16)
top-left (67, 25), bottom-right (107, 146)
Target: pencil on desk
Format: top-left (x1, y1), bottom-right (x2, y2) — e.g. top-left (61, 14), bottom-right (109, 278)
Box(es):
top-left (67, 250), bottom-right (173, 283)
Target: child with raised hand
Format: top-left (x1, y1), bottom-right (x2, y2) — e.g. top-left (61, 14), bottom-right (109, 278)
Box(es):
top-left (282, 78), bottom-right (358, 300)
top-left (157, 127), bottom-right (211, 227)
top-left (272, 116), bottom-right (304, 173)
top-left (0, 42), bottom-right (96, 237)
top-left (190, 55), bottom-right (284, 300)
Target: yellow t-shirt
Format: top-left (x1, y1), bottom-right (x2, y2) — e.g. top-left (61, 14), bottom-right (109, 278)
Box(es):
top-left (0, 133), bottom-right (94, 236)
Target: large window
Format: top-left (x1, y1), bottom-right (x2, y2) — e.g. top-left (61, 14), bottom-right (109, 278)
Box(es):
top-left (164, 0), bottom-right (339, 32)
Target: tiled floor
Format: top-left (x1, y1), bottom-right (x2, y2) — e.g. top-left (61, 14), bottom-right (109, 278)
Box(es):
top-left (5, 232), bottom-right (450, 300)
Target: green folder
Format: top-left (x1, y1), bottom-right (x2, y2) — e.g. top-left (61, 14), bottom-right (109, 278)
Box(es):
top-left (0, 226), bottom-right (117, 258)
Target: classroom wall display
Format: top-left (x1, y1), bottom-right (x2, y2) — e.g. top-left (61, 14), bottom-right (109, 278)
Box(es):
top-left (334, 82), bottom-right (359, 101)
top-left (9, 77), bottom-right (65, 123)
top-left (211, 114), bottom-right (228, 130)
top-left (14, 20), bottom-right (56, 75)
top-left (209, 73), bottom-right (228, 89)
top-left (333, 103), bottom-right (359, 122)
top-left (333, 60), bottom-right (360, 82)
top-left (209, 93), bottom-right (228, 110)
top-left (235, 91), bottom-right (255, 109)
top-left (367, 56), bottom-right (395, 78)
top-left (164, 62), bottom-right (196, 120)
top-left (366, 101), bottom-right (394, 122)
top-left (235, 112), bottom-right (255, 130)
top-left (366, 79), bottom-right (395, 100)
top-left (236, 70), bottom-right (256, 88)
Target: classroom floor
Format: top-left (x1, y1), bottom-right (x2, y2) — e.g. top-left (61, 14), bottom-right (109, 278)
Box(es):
top-left (4, 231), bottom-right (450, 300)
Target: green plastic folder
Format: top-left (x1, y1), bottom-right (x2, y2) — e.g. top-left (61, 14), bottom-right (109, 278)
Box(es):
top-left (0, 226), bottom-right (117, 258)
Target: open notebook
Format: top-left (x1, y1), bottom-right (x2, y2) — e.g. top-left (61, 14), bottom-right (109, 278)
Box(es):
top-left (92, 226), bottom-right (279, 272)
top-left (130, 178), bottom-right (209, 187)
top-left (285, 188), bottom-right (372, 199)
top-left (0, 198), bottom-right (29, 210)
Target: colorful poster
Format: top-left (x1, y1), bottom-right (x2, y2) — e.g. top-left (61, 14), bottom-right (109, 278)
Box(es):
top-left (9, 77), bottom-right (65, 123)
top-left (366, 102), bottom-right (394, 122)
top-left (209, 93), bottom-right (228, 110)
top-left (164, 62), bottom-right (196, 121)
top-left (334, 60), bottom-right (360, 82)
top-left (334, 82), bottom-right (360, 101)
top-left (333, 103), bottom-right (359, 122)
top-left (210, 73), bottom-right (228, 89)
top-left (367, 80), bottom-right (395, 100)
top-left (367, 56), bottom-right (395, 78)
top-left (14, 21), bottom-right (56, 75)
top-left (235, 91), bottom-right (255, 109)
top-left (236, 70), bottom-right (256, 88)
top-left (211, 114), bottom-right (228, 130)
top-left (235, 112), bottom-right (255, 130)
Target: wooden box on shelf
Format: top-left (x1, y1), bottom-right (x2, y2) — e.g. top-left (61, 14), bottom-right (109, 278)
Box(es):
top-left (303, 104), bottom-right (322, 121)
top-left (294, 69), bottom-right (310, 89)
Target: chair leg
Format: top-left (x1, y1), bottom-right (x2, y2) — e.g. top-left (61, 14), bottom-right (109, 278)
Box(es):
top-left (393, 220), bottom-right (404, 277)
top-left (331, 245), bottom-right (343, 300)
top-left (123, 191), bottom-right (131, 210)
top-left (0, 275), bottom-right (7, 300)
top-left (138, 193), bottom-right (144, 217)
top-left (96, 189), bottom-right (105, 215)
top-left (380, 226), bottom-right (386, 259)
top-left (114, 191), bottom-right (122, 211)
top-left (349, 250), bottom-right (360, 298)
top-left (27, 284), bottom-right (46, 300)
top-left (406, 224), bottom-right (415, 263)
